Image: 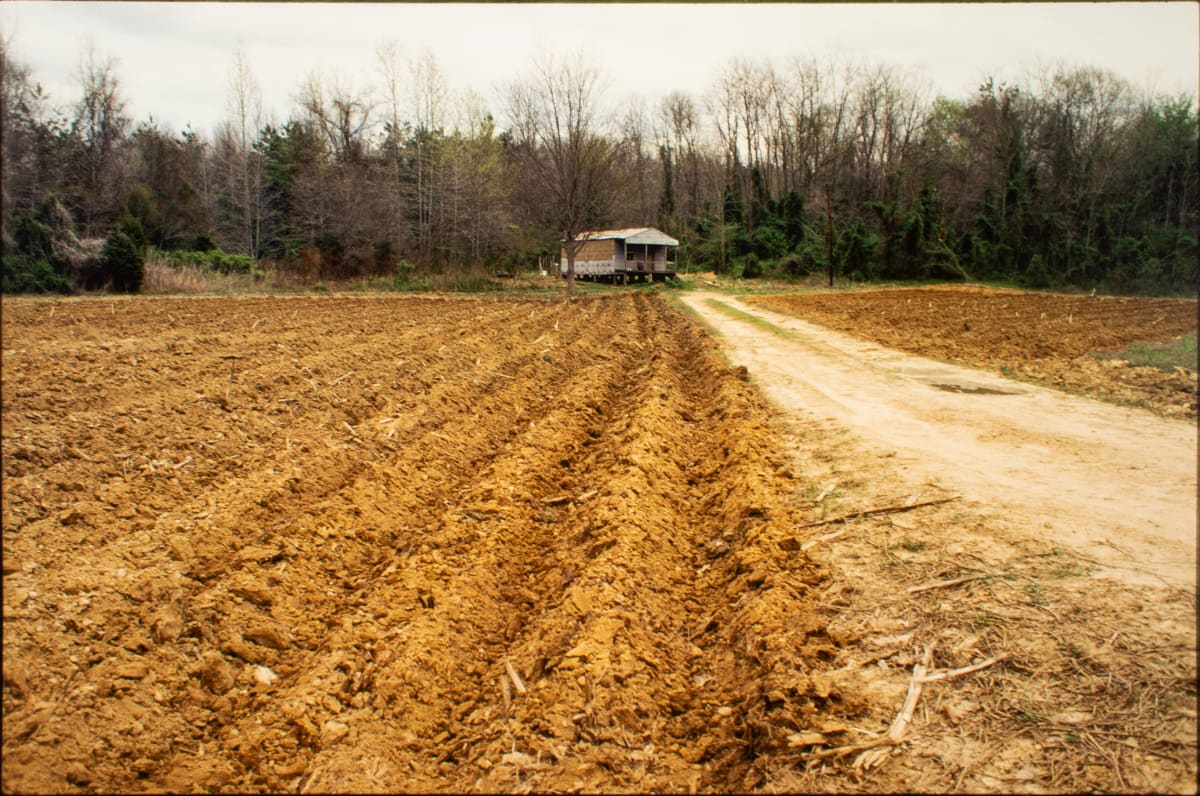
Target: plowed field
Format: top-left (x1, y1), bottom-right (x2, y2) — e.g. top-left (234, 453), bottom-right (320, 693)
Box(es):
top-left (2, 293), bottom-right (838, 793)
top-left (749, 286), bottom-right (1198, 418)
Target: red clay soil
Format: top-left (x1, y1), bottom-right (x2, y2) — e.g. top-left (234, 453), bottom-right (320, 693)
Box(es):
top-left (2, 293), bottom-right (842, 793)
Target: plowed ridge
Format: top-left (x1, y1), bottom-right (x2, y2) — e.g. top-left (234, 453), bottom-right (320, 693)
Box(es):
top-left (3, 293), bottom-right (834, 793)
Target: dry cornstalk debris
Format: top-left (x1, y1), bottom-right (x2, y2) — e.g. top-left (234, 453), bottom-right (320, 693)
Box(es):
top-left (800, 642), bottom-right (1007, 769)
top-left (504, 659), bottom-right (527, 695)
top-left (916, 654), bottom-right (1006, 683)
top-left (800, 526), bottom-right (849, 552)
top-left (907, 572), bottom-right (1003, 594)
top-left (813, 481), bottom-right (838, 504)
top-left (797, 496), bottom-right (960, 529)
top-left (802, 645), bottom-right (935, 764)
top-left (499, 673), bottom-right (511, 711)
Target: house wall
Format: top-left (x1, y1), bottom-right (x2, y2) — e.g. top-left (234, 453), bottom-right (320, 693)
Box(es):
top-left (557, 235), bottom-right (675, 276)
top-left (560, 239), bottom-right (616, 262)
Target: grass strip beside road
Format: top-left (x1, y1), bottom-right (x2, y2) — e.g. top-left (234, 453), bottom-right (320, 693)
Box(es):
top-left (1103, 331), bottom-right (1197, 372)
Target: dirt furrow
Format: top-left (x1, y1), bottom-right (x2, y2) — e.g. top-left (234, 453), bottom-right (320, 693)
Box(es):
top-left (143, 295), bottom-right (653, 791)
top-left (2, 292), bottom-right (844, 794)
top-left (0, 295), bottom-right (599, 792)
top-left (288, 299), bottom-right (662, 792)
top-left (140, 300), bottom-right (638, 791)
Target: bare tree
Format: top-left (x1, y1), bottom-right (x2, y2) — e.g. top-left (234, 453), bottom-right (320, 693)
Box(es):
top-left (504, 54), bottom-right (620, 296)
top-left (658, 91), bottom-right (703, 230)
top-left (1034, 65), bottom-right (1132, 282)
top-left (620, 96), bottom-right (655, 225)
top-left (298, 71), bottom-right (377, 164)
top-left (1, 29), bottom-right (50, 227)
top-left (408, 51), bottom-right (449, 260)
top-left (376, 41), bottom-right (410, 252)
top-left (72, 42), bottom-right (128, 236)
top-left (225, 46), bottom-right (264, 256)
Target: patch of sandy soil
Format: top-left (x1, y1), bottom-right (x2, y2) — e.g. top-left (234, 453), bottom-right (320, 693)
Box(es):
top-left (680, 291), bottom-right (1196, 591)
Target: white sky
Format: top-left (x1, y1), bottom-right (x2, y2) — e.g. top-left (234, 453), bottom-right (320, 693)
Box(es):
top-left (2, 2), bottom-right (1197, 139)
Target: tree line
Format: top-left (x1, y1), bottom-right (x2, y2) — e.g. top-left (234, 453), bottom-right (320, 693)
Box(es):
top-left (2, 36), bottom-right (1196, 295)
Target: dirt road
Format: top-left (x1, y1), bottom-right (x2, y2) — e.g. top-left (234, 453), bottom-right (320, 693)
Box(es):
top-left (679, 292), bottom-right (1197, 590)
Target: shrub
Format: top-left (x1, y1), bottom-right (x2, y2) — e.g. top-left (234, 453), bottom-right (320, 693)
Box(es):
top-left (742, 252), bottom-right (762, 279)
top-left (2, 255), bottom-right (71, 294)
top-left (373, 239), bottom-right (397, 274)
top-left (778, 252), bottom-right (806, 278)
top-left (158, 248), bottom-right (257, 275)
top-left (751, 226), bottom-right (789, 260)
top-left (116, 216), bottom-right (148, 258)
top-left (794, 239), bottom-right (827, 275)
top-left (191, 232), bottom-right (218, 252)
top-left (57, 237), bottom-right (106, 289)
top-left (393, 259), bottom-right (416, 280)
top-left (391, 261), bottom-right (428, 291)
top-left (316, 233), bottom-right (347, 277)
top-left (13, 216), bottom-right (55, 259)
top-left (101, 231), bottom-right (145, 293)
top-left (209, 251), bottom-right (257, 275)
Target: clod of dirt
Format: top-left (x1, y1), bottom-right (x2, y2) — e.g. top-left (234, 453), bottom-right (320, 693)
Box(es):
top-left (151, 605), bottom-right (185, 643)
top-left (65, 763), bottom-right (92, 786)
top-left (243, 624), bottom-right (291, 650)
top-left (114, 661), bottom-right (150, 680)
top-left (199, 653), bottom-right (235, 695)
top-left (320, 720), bottom-right (349, 748)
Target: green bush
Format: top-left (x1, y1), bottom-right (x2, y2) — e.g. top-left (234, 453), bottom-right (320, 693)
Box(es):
top-left (778, 252), bottom-right (806, 278)
top-left (751, 226), bottom-right (789, 260)
top-left (742, 252), bottom-right (763, 279)
top-left (209, 251), bottom-right (257, 275)
top-left (13, 216), bottom-right (54, 260)
top-left (191, 233), bottom-right (218, 252)
top-left (158, 248), bottom-right (257, 275)
top-left (101, 231), bottom-right (145, 293)
top-left (2, 255), bottom-right (71, 294)
top-left (116, 216), bottom-right (148, 257)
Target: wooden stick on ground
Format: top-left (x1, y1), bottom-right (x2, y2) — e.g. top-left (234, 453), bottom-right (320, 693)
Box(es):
top-left (800, 644), bottom-right (1007, 771)
top-left (800, 526), bottom-right (849, 552)
top-left (797, 496), bottom-right (960, 530)
top-left (907, 572), bottom-right (1001, 594)
top-left (499, 674), bottom-right (512, 711)
top-left (801, 644), bottom-right (935, 764)
top-left (813, 481), bottom-right (838, 504)
top-left (504, 660), bottom-right (527, 695)
top-left (917, 655), bottom-right (1006, 684)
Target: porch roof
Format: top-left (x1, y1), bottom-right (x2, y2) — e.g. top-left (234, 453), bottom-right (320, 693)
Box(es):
top-left (576, 227), bottom-right (679, 247)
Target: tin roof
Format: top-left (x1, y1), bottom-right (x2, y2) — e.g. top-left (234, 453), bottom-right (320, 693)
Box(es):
top-left (575, 227), bottom-right (679, 246)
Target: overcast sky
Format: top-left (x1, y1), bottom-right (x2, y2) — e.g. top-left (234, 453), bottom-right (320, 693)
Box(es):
top-left (2, 2), bottom-right (1197, 138)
